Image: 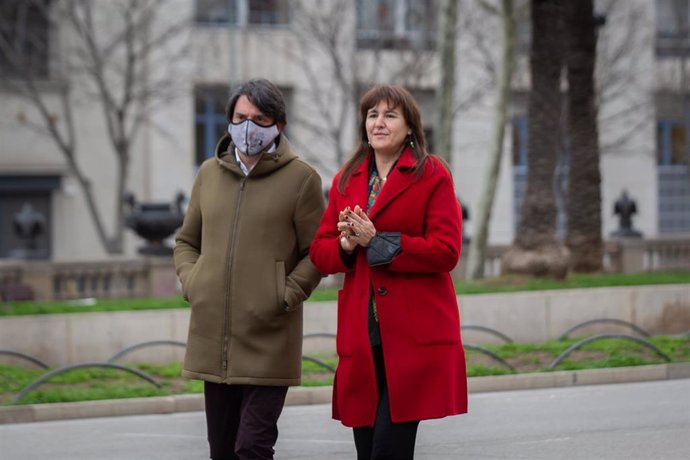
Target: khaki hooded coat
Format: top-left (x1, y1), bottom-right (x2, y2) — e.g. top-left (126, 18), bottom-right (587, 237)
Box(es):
top-left (174, 134), bottom-right (324, 386)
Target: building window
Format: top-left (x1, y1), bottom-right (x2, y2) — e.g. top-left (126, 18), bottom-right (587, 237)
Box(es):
top-left (0, 0), bottom-right (51, 78)
top-left (194, 86), bottom-right (230, 166)
top-left (657, 120), bottom-right (688, 166)
top-left (356, 0), bottom-right (438, 50)
top-left (657, 119), bottom-right (690, 233)
top-left (195, 0), bottom-right (290, 26)
top-left (656, 0), bottom-right (690, 56)
top-left (249, 0), bottom-right (290, 24)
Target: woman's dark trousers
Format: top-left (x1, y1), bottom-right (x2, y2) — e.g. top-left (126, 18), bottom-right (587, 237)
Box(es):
top-left (352, 345), bottom-right (420, 460)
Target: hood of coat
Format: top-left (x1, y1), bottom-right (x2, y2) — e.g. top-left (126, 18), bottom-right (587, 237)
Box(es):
top-left (215, 133), bottom-right (298, 177)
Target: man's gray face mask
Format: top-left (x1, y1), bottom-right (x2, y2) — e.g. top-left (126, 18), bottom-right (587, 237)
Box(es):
top-left (228, 119), bottom-right (279, 156)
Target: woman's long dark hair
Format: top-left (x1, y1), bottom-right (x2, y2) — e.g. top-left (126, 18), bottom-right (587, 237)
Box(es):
top-left (337, 85), bottom-right (431, 193)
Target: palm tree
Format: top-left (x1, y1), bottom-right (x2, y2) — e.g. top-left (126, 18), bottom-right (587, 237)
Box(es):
top-left (501, 0), bottom-right (570, 278)
top-left (564, 0), bottom-right (603, 272)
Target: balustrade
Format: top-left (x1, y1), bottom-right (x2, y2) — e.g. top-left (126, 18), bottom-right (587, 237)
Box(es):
top-left (0, 236), bottom-right (688, 301)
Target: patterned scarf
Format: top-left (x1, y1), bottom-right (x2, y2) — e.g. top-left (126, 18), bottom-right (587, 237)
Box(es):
top-left (367, 166), bottom-right (385, 324)
top-left (367, 169), bottom-right (384, 214)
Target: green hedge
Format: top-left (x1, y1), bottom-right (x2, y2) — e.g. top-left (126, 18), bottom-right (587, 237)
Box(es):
top-left (1, 271), bottom-right (689, 316)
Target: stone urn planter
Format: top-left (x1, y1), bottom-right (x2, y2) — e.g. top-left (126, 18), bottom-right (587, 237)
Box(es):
top-left (124, 192), bottom-right (185, 256)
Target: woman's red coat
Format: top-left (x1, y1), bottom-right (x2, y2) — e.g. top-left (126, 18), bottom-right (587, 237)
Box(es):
top-left (309, 149), bottom-right (468, 427)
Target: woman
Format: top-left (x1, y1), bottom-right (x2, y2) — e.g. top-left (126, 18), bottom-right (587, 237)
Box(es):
top-left (309, 85), bottom-right (467, 460)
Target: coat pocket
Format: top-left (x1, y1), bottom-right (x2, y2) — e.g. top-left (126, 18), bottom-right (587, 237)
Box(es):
top-left (275, 261), bottom-right (286, 313)
top-left (403, 280), bottom-right (460, 345)
top-left (336, 289), bottom-right (353, 357)
top-left (185, 255), bottom-right (204, 302)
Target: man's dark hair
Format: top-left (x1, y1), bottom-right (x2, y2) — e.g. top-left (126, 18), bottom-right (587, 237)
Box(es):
top-left (225, 79), bottom-right (287, 125)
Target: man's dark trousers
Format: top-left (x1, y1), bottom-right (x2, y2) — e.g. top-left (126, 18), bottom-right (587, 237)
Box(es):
top-left (204, 382), bottom-right (289, 460)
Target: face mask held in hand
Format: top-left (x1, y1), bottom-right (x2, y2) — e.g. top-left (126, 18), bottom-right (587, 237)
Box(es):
top-left (228, 119), bottom-right (279, 156)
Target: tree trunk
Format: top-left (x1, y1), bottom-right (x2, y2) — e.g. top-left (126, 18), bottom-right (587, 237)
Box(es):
top-left (467, 0), bottom-right (515, 280)
top-left (111, 140), bottom-right (130, 255)
top-left (565, 0), bottom-right (602, 272)
top-left (434, 0), bottom-right (459, 163)
top-left (502, 0), bottom-right (570, 279)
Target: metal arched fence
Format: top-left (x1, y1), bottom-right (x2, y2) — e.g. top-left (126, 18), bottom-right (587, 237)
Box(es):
top-left (462, 325), bottom-right (513, 343)
top-left (2, 320), bottom-right (677, 404)
top-left (548, 333), bottom-right (672, 370)
top-left (12, 363), bottom-right (162, 403)
top-left (303, 333), bottom-right (337, 340)
top-left (463, 343), bottom-right (516, 372)
top-left (0, 350), bottom-right (49, 369)
top-left (107, 340), bottom-right (187, 363)
top-left (301, 356), bottom-right (336, 373)
top-left (557, 319), bottom-right (651, 341)
top-left (302, 333), bottom-right (337, 373)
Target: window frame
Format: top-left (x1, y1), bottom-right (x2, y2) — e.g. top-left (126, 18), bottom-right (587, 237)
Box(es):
top-left (656, 0), bottom-right (690, 57)
top-left (194, 0), bottom-right (291, 28)
top-left (657, 119), bottom-right (690, 233)
top-left (355, 0), bottom-right (438, 51)
top-left (0, 0), bottom-right (53, 79)
top-left (657, 119), bottom-right (690, 165)
top-left (194, 85), bottom-right (230, 166)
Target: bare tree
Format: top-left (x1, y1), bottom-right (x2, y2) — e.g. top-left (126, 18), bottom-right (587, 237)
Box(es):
top-left (286, 0), bottom-right (355, 174)
top-left (444, 5), bottom-right (498, 131)
top-left (501, 0), bottom-right (570, 279)
top-left (287, 0), bottom-right (438, 174)
top-left (0, 0), bottom-right (190, 254)
top-left (466, 0), bottom-right (516, 280)
top-left (595, 0), bottom-right (654, 155)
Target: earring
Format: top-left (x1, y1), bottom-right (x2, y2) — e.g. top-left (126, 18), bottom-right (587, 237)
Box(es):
top-left (409, 137), bottom-right (415, 148)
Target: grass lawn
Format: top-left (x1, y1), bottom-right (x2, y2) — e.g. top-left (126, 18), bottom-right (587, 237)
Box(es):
top-left (454, 271), bottom-right (690, 295)
top-left (1, 271), bottom-right (689, 316)
top-left (2, 335), bottom-right (688, 406)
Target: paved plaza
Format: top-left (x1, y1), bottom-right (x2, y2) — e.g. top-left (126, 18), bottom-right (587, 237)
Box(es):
top-left (1, 379), bottom-right (689, 460)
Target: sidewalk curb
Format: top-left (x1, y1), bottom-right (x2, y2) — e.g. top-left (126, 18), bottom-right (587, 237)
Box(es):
top-left (2, 363), bottom-right (689, 424)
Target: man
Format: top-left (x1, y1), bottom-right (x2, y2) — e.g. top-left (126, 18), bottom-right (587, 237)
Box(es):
top-left (174, 79), bottom-right (324, 460)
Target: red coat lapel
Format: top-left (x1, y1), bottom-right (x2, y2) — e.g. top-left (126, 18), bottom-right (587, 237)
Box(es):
top-left (368, 148), bottom-right (418, 220)
top-left (346, 155), bottom-right (372, 209)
